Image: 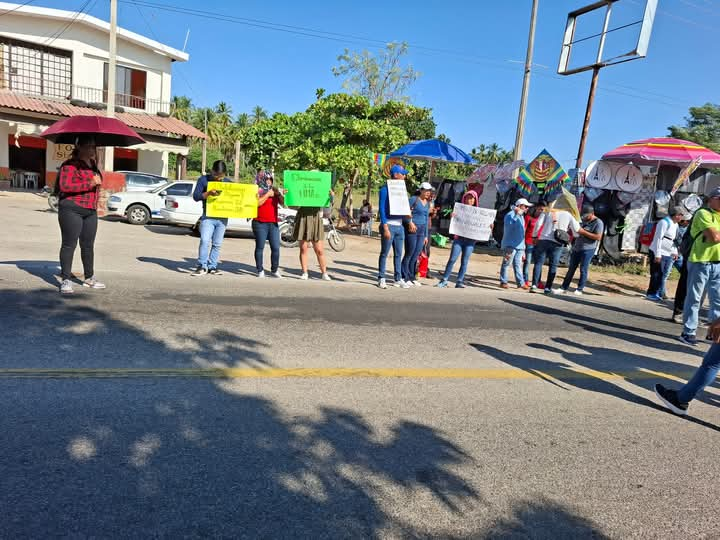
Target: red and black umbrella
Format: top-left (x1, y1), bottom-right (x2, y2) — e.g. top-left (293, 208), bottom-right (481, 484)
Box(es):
top-left (40, 115), bottom-right (145, 147)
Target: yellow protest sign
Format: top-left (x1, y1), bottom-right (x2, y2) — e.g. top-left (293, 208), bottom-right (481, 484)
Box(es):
top-left (206, 181), bottom-right (258, 219)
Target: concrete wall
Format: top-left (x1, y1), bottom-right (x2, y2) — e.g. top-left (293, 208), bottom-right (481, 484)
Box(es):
top-left (0, 122), bottom-right (8, 174)
top-left (138, 150), bottom-right (168, 177)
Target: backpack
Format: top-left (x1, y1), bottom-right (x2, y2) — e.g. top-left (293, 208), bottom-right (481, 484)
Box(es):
top-left (639, 221), bottom-right (657, 247)
top-left (679, 209), bottom-right (706, 259)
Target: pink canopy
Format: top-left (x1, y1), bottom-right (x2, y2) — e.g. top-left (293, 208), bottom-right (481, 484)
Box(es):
top-left (602, 137), bottom-right (720, 167)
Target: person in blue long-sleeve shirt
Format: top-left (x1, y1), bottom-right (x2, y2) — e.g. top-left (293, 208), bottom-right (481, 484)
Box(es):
top-left (190, 160), bottom-right (233, 277)
top-left (499, 198), bottom-right (532, 289)
top-left (377, 164), bottom-right (411, 289)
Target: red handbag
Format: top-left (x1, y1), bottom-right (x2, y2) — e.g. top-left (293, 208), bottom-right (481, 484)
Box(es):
top-left (418, 251), bottom-right (429, 278)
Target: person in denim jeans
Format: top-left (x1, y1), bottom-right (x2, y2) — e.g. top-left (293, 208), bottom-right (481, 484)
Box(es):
top-left (558, 205), bottom-right (604, 296)
top-left (679, 190), bottom-right (720, 346)
top-left (522, 200), bottom-right (546, 286)
top-left (656, 319), bottom-right (720, 416)
top-left (499, 198), bottom-right (532, 289)
top-left (252, 170), bottom-right (284, 278)
top-left (377, 164), bottom-right (410, 289)
top-left (401, 182), bottom-right (433, 286)
top-left (436, 190), bottom-right (480, 289)
top-left (530, 208), bottom-right (580, 294)
top-left (191, 161), bottom-right (232, 277)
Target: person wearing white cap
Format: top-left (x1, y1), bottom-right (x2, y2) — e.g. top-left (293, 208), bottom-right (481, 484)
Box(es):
top-left (401, 182), bottom-right (434, 286)
top-left (499, 198), bottom-right (532, 289)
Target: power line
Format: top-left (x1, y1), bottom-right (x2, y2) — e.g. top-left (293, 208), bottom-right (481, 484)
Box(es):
top-left (43, 0), bottom-right (97, 47)
top-left (0, 0), bottom-right (36, 17)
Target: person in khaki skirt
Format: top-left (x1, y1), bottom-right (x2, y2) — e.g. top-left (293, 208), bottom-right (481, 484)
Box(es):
top-left (292, 199), bottom-right (332, 281)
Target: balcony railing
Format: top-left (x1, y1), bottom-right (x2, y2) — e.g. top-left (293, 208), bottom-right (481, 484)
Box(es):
top-left (72, 85), bottom-right (170, 115)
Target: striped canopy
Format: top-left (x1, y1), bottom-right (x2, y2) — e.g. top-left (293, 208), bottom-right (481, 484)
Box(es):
top-left (602, 137), bottom-right (720, 167)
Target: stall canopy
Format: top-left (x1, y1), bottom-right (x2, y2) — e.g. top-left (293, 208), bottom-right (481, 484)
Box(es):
top-left (602, 137), bottom-right (720, 167)
top-left (389, 139), bottom-right (477, 165)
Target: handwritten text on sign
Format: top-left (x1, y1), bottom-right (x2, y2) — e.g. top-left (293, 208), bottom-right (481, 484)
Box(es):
top-left (387, 180), bottom-right (411, 215)
top-left (206, 182), bottom-right (258, 219)
top-left (449, 203), bottom-right (496, 241)
top-left (283, 170), bottom-right (332, 207)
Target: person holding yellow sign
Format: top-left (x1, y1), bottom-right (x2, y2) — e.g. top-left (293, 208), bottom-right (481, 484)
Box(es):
top-left (190, 161), bottom-right (233, 277)
top-left (253, 170), bottom-right (284, 278)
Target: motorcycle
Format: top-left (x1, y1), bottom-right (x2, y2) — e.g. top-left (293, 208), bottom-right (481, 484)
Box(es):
top-left (278, 213), bottom-right (346, 252)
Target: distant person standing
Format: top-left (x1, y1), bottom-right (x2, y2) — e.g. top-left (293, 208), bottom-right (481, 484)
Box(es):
top-left (646, 206), bottom-right (686, 301)
top-left (557, 204), bottom-right (604, 296)
top-left (57, 136), bottom-right (105, 295)
top-left (679, 188), bottom-right (720, 346)
top-left (377, 164), bottom-right (410, 289)
top-left (401, 182), bottom-right (434, 287)
top-left (530, 206), bottom-right (580, 294)
top-left (522, 200), bottom-right (546, 287)
top-left (253, 170), bottom-right (284, 278)
top-left (436, 190), bottom-right (480, 289)
top-left (191, 160), bottom-right (232, 277)
top-left (499, 198), bottom-right (532, 289)
top-left (292, 191), bottom-right (333, 281)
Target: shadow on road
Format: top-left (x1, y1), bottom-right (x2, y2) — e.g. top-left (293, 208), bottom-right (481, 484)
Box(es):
top-left (137, 256), bottom-right (257, 276)
top-left (0, 287), bottom-right (483, 537)
top-left (0, 259), bottom-right (61, 288)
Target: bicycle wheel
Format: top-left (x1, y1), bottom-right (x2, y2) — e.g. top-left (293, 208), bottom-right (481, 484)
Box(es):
top-left (327, 230), bottom-right (346, 252)
top-left (279, 222), bottom-right (299, 248)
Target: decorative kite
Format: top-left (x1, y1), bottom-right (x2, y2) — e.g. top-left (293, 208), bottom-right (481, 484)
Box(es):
top-left (515, 149), bottom-right (569, 200)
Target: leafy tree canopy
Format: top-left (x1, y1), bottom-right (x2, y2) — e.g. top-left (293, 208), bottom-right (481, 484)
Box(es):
top-left (669, 103), bottom-right (720, 152)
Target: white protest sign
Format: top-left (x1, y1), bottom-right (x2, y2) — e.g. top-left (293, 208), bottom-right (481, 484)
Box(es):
top-left (449, 203), bottom-right (496, 241)
top-left (386, 180), bottom-right (411, 215)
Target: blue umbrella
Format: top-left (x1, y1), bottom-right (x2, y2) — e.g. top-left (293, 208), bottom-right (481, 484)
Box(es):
top-left (389, 139), bottom-right (477, 165)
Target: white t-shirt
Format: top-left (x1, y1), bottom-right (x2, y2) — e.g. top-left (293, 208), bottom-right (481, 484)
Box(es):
top-left (533, 210), bottom-right (580, 243)
top-left (649, 217), bottom-right (678, 257)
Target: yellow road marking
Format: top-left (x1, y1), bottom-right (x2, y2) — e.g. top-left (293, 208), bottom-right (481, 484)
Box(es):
top-left (0, 367), bottom-right (693, 380)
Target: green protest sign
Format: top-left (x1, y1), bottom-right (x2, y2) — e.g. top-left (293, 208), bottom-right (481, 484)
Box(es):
top-left (283, 170), bottom-right (332, 207)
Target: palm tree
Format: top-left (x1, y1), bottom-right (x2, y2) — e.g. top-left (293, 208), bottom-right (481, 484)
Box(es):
top-left (235, 113), bottom-right (251, 130)
top-left (215, 102), bottom-right (233, 128)
top-left (251, 105), bottom-right (268, 125)
top-left (170, 95), bottom-right (192, 123)
top-left (191, 107), bottom-right (214, 132)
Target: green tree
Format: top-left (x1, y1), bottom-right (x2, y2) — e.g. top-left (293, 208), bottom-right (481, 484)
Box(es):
top-left (332, 42), bottom-right (420, 106)
top-left (251, 105), bottom-right (269, 125)
top-left (471, 143), bottom-right (513, 164)
top-left (669, 103), bottom-right (720, 152)
top-left (170, 95), bottom-right (192, 123)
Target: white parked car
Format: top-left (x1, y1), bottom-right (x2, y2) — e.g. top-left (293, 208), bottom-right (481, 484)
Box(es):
top-left (159, 187), bottom-right (297, 234)
top-left (107, 180), bottom-right (196, 225)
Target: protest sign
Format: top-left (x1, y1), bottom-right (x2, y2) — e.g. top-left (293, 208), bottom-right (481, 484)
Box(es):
top-left (387, 180), bottom-right (411, 215)
top-left (283, 170), bottom-right (332, 207)
top-left (448, 203), bottom-right (496, 241)
top-left (206, 182), bottom-right (258, 219)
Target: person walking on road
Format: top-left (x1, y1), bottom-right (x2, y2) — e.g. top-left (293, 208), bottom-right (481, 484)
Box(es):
top-left (499, 198), bottom-right (532, 289)
top-left (191, 161), bottom-right (232, 277)
top-left (377, 164), bottom-right (410, 289)
top-left (655, 318), bottom-right (720, 416)
top-left (253, 170), bottom-right (284, 278)
top-left (401, 182), bottom-right (433, 287)
top-left (530, 206), bottom-right (580, 294)
top-left (57, 136), bottom-right (105, 295)
top-left (557, 204), bottom-right (604, 296)
top-left (292, 191), bottom-right (333, 281)
top-left (523, 200), bottom-right (545, 287)
top-left (646, 206), bottom-right (686, 301)
top-left (436, 190), bottom-right (480, 289)
top-left (679, 188), bottom-right (720, 346)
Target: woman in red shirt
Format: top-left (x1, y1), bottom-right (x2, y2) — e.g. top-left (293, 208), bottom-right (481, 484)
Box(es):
top-left (522, 199), bottom-right (546, 287)
top-left (57, 136), bottom-right (105, 295)
top-left (253, 170), bottom-right (284, 278)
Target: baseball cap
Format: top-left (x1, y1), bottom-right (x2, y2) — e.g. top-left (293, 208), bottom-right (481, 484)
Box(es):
top-left (708, 186), bottom-right (720, 199)
top-left (419, 181), bottom-right (435, 191)
top-left (390, 164), bottom-right (408, 176)
top-left (515, 198), bottom-right (533, 207)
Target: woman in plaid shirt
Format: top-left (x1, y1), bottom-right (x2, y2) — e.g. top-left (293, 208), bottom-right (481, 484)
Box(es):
top-left (57, 136), bottom-right (105, 295)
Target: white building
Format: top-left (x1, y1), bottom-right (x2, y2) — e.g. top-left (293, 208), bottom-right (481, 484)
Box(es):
top-left (0, 2), bottom-right (203, 187)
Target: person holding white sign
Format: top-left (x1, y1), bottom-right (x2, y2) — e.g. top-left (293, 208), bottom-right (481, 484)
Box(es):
top-left (377, 164), bottom-right (411, 289)
top-left (436, 190), bottom-right (480, 289)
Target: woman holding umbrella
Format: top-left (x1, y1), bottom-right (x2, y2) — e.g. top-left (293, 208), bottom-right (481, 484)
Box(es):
top-left (56, 136), bottom-right (105, 295)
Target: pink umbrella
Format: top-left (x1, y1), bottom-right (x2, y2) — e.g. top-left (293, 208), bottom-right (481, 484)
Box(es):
top-left (602, 137), bottom-right (720, 167)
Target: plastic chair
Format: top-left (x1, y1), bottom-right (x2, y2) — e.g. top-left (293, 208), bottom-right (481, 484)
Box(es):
top-left (12, 170), bottom-right (24, 188)
top-left (24, 172), bottom-right (39, 190)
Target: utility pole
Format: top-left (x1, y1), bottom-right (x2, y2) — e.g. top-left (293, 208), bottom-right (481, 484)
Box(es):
top-left (104, 0), bottom-right (117, 172)
top-left (512, 0), bottom-right (538, 162)
top-left (233, 141), bottom-right (241, 181)
top-left (201, 109), bottom-right (207, 174)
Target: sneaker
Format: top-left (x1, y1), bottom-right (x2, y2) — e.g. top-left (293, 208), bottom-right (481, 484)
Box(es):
top-left (529, 285), bottom-right (539, 293)
top-left (678, 333), bottom-right (698, 346)
top-left (83, 276), bottom-right (106, 289)
top-left (646, 294), bottom-right (661, 302)
top-left (435, 280), bottom-right (449, 288)
top-left (670, 313), bottom-right (682, 324)
top-left (321, 273), bottom-right (332, 281)
top-left (271, 270), bottom-right (283, 279)
top-left (524, 281), bottom-right (531, 288)
top-left (654, 383), bottom-right (688, 416)
top-left (574, 290), bottom-right (584, 296)
top-left (543, 288), bottom-right (554, 295)
top-left (257, 270), bottom-right (266, 279)
top-left (555, 289), bottom-right (567, 295)
top-left (394, 279), bottom-right (410, 289)
top-left (455, 282), bottom-right (466, 289)
top-left (519, 283), bottom-right (530, 290)
top-left (378, 278), bottom-right (388, 289)
top-left (300, 272), bottom-right (309, 280)
top-left (191, 266), bottom-right (208, 277)
top-left (500, 283), bottom-right (509, 289)
top-left (60, 279), bottom-right (74, 295)
top-left (208, 268), bottom-right (223, 276)
top-left (412, 280), bottom-right (422, 287)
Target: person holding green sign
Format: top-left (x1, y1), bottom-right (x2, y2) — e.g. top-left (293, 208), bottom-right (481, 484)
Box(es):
top-left (289, 177), bottom-right (333, 281)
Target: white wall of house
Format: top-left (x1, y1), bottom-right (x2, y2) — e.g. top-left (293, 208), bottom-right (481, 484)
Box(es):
top-left (138, 150), bottom-right (167, 178)
top-left (0, 12), bottom-right (176, 107)
top-left (0, 122), bottom-right (8, 170)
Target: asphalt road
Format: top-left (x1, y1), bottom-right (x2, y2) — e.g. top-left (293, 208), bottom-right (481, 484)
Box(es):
top-left (1, 192), bottom-right (719, 539)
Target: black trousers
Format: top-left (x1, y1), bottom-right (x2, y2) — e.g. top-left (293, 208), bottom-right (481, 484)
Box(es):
top-left (674, 258), bottom-right (689, 316)
top-left (58, 199), bottom-right (98, 280)
top-left (647, 250), bottom-right (663, 296)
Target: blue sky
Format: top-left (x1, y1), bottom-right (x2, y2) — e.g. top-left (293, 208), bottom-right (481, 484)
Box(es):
top-left (34, 0), bottom-right (719, 169)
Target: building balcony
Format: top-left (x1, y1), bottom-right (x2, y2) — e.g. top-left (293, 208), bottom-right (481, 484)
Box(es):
top-left (72, 85), bottom-right (170, 115)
